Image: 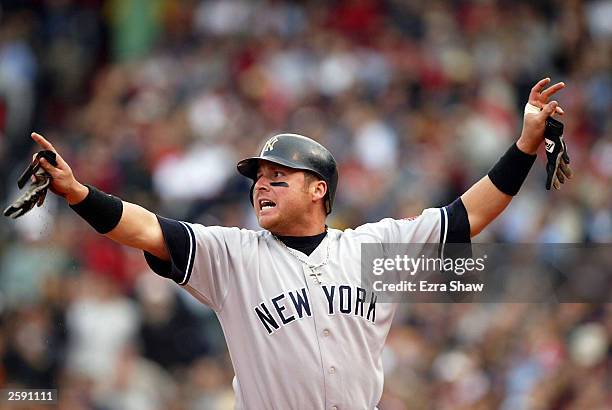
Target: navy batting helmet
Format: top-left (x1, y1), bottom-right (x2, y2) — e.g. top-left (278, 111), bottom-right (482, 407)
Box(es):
top-left (237, 133), bottom-right (338, 214)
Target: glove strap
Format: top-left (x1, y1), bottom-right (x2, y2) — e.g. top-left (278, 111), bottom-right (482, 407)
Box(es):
top-left (18, 150), bottom-right (57, 189)
top-left (70, 184), bottom-right (123, 234)
top-left (488, 143), bottom-right (537, 196)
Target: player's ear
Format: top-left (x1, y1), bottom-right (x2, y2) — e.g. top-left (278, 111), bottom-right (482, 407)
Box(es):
top-left (311, 180), bottom-right (327, 202)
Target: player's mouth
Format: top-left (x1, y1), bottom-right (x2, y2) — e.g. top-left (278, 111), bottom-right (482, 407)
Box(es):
top-left (258, 199), bottom-right (277, 213)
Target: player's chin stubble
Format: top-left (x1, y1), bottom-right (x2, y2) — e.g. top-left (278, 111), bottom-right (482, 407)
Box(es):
top-left (258, 213), bottom-right (283, 232)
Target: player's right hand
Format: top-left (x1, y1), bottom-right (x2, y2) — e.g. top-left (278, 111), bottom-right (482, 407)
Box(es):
top-left (31, 132), bottom-right (89, 204)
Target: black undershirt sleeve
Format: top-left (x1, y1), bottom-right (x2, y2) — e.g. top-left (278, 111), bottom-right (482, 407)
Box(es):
top-left (144, 215), bottom-right (195, 285)
top-left (440, 199), bottom-right (478, 302)
top-left (444, 198), bottom-right (471, 243)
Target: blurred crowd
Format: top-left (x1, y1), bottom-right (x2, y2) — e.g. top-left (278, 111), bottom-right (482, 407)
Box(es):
top-left (0, 0), bottom-right (610, 409)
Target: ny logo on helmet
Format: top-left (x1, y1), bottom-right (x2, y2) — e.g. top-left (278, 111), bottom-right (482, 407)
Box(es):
top-left (261, 136), bottom-right (280, 154)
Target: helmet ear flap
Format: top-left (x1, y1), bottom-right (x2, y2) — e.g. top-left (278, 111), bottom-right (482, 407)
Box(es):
top-left (249, 182), bottom-right (255, 207)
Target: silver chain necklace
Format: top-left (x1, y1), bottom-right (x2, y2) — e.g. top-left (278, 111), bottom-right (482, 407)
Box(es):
top-left (273, 234), bottom-right (330, 285)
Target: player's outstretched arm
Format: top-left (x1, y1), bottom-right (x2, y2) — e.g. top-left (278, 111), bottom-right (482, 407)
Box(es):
top-left (460, 78), bottom-right (569, 237)
top-left (32, 132), bottom-right (169, 260)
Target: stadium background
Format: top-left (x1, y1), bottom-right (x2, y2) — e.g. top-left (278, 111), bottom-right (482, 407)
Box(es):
top-left (0, 0), bottom-right (610, 409)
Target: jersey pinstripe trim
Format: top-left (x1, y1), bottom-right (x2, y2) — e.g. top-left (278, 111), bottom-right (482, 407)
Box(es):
top-left (441, 207), bottom-right (449, 245)
top-left (438, 207), bottom-right (449, 258)
top-left (178, 221), bottom-right (196, 285)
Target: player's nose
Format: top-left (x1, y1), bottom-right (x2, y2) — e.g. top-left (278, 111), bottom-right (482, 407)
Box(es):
top-left (254, 176), bottom-right (271, 192)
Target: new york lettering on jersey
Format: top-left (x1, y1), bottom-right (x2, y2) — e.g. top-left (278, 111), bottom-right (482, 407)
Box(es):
top-left (254, 284), bottom-right (377, 335)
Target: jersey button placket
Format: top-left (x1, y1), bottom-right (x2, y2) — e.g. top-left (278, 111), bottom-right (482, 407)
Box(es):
top-left (308, 265), bottom-right (342, 409)
top-left (302, 264), bottom-right (316, 286)
top-left (304, 265), bottom-right (332, 407)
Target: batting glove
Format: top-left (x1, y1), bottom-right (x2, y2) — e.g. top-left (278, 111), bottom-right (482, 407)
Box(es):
top-left (543, 117), bottom-right (572, 190)
top-left (3, 150), bottom-right (57, 218)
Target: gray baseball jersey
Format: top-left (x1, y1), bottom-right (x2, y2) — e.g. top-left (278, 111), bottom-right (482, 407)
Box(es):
top-left (145, 200), bottom-right (470, 409)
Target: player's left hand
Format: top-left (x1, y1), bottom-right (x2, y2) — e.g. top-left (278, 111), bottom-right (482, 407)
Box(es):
top-left (516, 78), bottom-right (573, 190)
top-left (516, 78), bottom-right (565, 155)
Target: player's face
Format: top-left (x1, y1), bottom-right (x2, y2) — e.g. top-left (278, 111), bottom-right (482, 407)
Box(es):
top-left (253, 162), bottom-right (324, 234)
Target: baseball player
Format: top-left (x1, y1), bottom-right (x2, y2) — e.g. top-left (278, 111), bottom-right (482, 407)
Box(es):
top-left (9, 78), bottom-right (570, 408)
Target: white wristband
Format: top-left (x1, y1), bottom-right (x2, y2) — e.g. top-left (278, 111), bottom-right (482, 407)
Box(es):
top-left (524, 103), bottom-right (541, 115)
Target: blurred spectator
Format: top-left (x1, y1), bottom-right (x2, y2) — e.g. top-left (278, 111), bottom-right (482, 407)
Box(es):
top-left (135, 274), bottom-right (212, 370)
top-left (107, 0), bottom-right (165, 62)
top-left (64, 272), bottom-right (139, 384)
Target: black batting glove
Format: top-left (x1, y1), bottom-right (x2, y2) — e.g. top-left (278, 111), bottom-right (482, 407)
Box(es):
top-left (4, 150), bottom-right (57, 218)
top-left (544, 117), bottom-right (572, 190)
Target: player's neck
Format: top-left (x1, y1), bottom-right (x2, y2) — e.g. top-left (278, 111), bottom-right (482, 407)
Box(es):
top-left (270, 225), bottom-right (326, 237)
